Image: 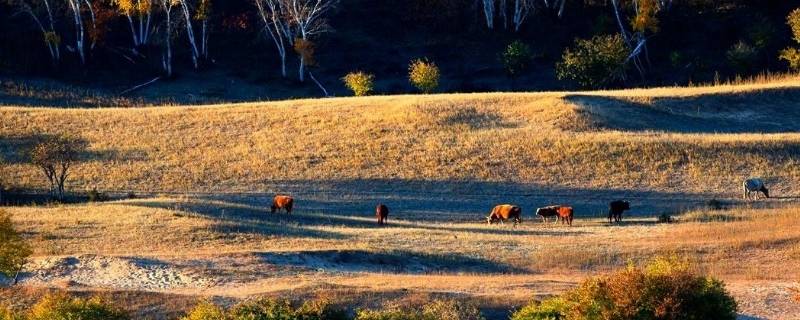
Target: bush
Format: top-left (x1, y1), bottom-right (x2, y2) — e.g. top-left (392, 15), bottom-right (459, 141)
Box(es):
top-left (511, 256), bottom-right (737, 320)
top-left (228, 297), bottom-right (348, 320)
top-left (182, 301), bottom-right (225, 320)
top-left (726, 41), bottom-right (757, 74)
top-left (342, 71), bottom-right (375, 96)
top-left (501, 40), bottom-right (533, 78)
top-left (789, 8), bottom-right (800, 44)
top-left (87, 188), bottom-right (110, 202)
top-left (780, 47), bottom-right (800, 71)
top-left (556, 34), bottom-right (628, 89)
top-left (0, 210), bottom-right (32, 284)
top-left (355, 300), bottom-right (483, 320)
top-left (408, 59), bottom-right (440, 93)
top-left (27, 293), bottom-right (128, 320)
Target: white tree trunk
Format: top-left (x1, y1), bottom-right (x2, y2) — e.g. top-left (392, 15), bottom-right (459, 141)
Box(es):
top-left (127, 15), bottom-right (140, 46)
top-left (178, 0), bottom-right (200, 68)
top-left (67, 0), bottom-right (86, 64)
top-left (481, 0), bottom-right (494, 29)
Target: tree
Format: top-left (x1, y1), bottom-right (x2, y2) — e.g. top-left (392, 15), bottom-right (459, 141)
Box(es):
top-left (195, 0), bottom-right (211, 60)
top-left (0, 210), bottom-right (32, 285)
top-left (282, 0), bottom-right (339, 83)
top-left (342, 71), bottom-right (375, 96)
top-left (556, 34), bottom-right (628, 89)
top-left (253, 0), bottom-right (293, 78)
top-left (160, 0), bottom-right (178, 76)
top-left (65, 0), bottom-right (97, 65)
top-left (409, 58), bottom-right (440, 93)
top-left (113, 0), bottom-right (153, 48)
top-left (176, 0), bottom-right (201, 68)
top-left (727, 41), bottom-right (757, 74)
top-left (29, 135), bottom-right (84, 201)
top-left (6, 0), bottom-right (61, 66)
top-left (501, 40), bottom-right (532, 81)
top-left (780, 8), bottom-right (800, 71)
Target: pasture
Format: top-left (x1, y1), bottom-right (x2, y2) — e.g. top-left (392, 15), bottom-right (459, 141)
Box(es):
top-left (2, 78), bottom-right (800, 318)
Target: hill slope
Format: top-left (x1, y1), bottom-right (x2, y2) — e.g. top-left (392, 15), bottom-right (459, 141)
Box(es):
top-left (2, 79), bottom-right (800, 211)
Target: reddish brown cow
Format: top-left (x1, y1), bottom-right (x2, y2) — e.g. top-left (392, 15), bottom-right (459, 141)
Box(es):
top-left (487, 204), bottom-right (522, 226)
top-left (557, 206), bottom-right (574, 226)
top-left (376, 203), bottom-right (389, 225)
top-left (271, 195), bottom-right (294, 214)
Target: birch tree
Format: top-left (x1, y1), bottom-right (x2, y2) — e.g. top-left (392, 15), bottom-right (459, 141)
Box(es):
top-left (113, 0), bottom-right (153, 48)
top-left (160, 0), bottom-right (177, 76)
top-left (195, 0), bottom-right (211, 60)
top-left (175, 0), bottom-right (200, 68)
top-left (610, 0), bottom-right (663, 79)
top-left (6, 0), bottom-right (61, 65)
top-left (282, 0), bottom-right (338, 83)
top-left (64, 0), bottom-right (97, 64)
top-left (253, 0), bottom-right (292, 78)
top-left (480, 0), bottom-right (494, 29)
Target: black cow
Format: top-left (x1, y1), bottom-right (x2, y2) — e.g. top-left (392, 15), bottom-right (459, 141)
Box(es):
top-left (608, 200), bottom-right (630, 223)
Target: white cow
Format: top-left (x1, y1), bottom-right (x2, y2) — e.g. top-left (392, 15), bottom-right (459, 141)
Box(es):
top-left (743, 178), bottom-right (770, 200)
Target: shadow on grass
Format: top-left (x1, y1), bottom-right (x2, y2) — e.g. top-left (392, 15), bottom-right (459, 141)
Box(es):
top-left (255, 249), bottom-right (526, 274)
top-left (565, 87), bottom-right (800, 133)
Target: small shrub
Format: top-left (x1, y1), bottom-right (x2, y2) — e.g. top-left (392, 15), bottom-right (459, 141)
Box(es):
top-left (501, 40), bottom-right (533, 79)
top-left (228, 297), bottom-right (347, 320)
top-left (295, 299), bottom-right (349, 320)
top-left (27, 293), bottom-right (128, 320)
top-left (182, 301), bottom-right (225, 320)
top-left (409, 59), bottom-right (440, 93)
top-left (342, 71), bottom-right (375, 96)
top-left (726, 41), bottom-right (757, 74)
top-left (421, 299), bottom-right (484, 320)
top-left (511, 256), bottom-right (737, 320)
top-left (779, 47), bottom-right (800, 71)
top-left (555, 34), bottom-right (628, 89)
top-left (355, 308), bottom-right (421, 320)
top-left (0, 210), bottom-right (32, 284)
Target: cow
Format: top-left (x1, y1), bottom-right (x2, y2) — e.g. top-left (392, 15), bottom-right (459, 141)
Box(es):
top-left (376, 203), bottom-right (389, 225)
top-left (271, 195), bottom-right (294, 214)
top-left (557, 206), bottom-right (574, 226)
top-left (743, 178), bottom-right (769, 200)
top-left (536, 206), bottom-right (560, 223)
top-left (608, 200), bottom-right (630, 223)
top-left (487, 204), bottom-right (522, 226)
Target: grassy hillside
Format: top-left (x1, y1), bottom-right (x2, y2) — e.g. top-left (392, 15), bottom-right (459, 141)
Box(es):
top-left (3, 78), bottom-right (800, 201)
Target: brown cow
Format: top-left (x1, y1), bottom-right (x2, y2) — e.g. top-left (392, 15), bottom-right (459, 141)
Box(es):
top-left (271, 195), bottom-right (294, 214)
top-left (557, 206), bottom-right (574, 226)
top-left (536, 206), bottom-right (560, 223)
top-left (487, 204), bottom-right (522, 226)
top-left (376, 203), bottom-right (389, 225)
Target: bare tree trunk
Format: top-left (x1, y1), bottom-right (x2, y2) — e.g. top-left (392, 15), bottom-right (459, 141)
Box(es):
top-left (127, 15), bottom-right (140, 46)
top-left (308, 71), bottom-right (328, 96)
top-left (178, 0), bottom-right (200, 69)
top-left (481, 0), bottom-right (494, 29)
top-left (67, 0), bottom-right (86, 64)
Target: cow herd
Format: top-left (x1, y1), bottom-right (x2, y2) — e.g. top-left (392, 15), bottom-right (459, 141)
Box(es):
top-left (266, 178), bottom-right (770, 227)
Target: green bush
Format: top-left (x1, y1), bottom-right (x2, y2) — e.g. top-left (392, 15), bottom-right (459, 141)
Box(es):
top-left (227, 297), bottom-right (348, 320)
top-left (355, 300), bottom-right (483, 320)
top-left (726, 41), bottom-right (757, 74)
top-left (408, 59), bottom-right (440, 93)
top-left (342, 71), bottom-right (375, 96)
top-left (780, 8), bottom-right (800, 71)
top-left (556, 34), bottom-right (628, 89)
top-left (0, 210), bottom-right (32, 284)
top-left (182, 301), bottom-right (225, 320)
top-left (501, 40), bottom-right (533, 78)
top-left (27, 293), bottom-right (128, 320)
top-left (511, 256), bottom-right (737, 320)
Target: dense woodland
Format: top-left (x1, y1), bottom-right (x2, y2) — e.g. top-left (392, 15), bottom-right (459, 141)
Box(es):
top-left (1, 0), bottom-right (800, 98)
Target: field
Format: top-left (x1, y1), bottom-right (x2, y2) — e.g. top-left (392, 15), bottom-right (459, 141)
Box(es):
top-left (2, 78), bottom-right (800, 319)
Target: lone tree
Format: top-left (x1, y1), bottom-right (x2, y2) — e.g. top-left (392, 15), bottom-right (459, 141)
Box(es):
top-left (409, 58), bottom-right (440, 93)
top-left (0, 210), bottom-right (32, 285)
top-left (780, 8), bottom-right (800, 71)
top-left (30, 135), bottom-right (84, 201)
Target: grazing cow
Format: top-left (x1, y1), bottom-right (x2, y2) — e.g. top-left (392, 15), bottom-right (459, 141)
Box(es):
top-left (487, 204), bottom-right (522, 226)
top-left (743, 178), bottom-right (770, 200)
top-left (271, 195), bottom-right (294, 214)
top-left (536, 206), bottom-right (560, 223)
top-left (376, 204), bottom-right (389, 225)
top-left (557, 206), bottom-right (574, 226)
top-left (608, 200), bottom-right (630, 223)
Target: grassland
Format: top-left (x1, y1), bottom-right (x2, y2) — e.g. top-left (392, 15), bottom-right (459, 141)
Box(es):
top-left (2, 78), bottom-right (800, 318)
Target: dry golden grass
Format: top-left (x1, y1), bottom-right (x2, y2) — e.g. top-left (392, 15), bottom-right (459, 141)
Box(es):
top-left (2, 79), bottom-right (800, 197)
